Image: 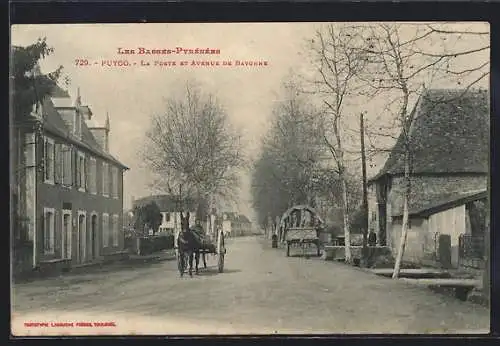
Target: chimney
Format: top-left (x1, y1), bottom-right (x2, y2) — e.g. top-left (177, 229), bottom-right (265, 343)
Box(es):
top-left (88, 111), bottom-right (110, 152)
top-left (52, 88), bottom-right (79, 133)
top-left (74, 87), bottom-right (81, 107)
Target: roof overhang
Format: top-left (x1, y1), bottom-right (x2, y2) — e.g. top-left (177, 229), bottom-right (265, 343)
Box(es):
top-left (392, 190), bottom-right (488, 219)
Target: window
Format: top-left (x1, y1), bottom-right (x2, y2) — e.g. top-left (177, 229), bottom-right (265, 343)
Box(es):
top-left (112, 215), bottom-right (119, 246)
top-left (43, 208), bottom-right (55, 254)
top-left (102, 162), bottom-right (109, 197)
top-left (89, 157), bottom-right (97, 194)
top-left (76, 151), bottom-right (86, 191)
top-left (44, 137), bottom-right (55, 184)
top-left (102, 213), bottom-right (110, 247)
top-left (62, 210), bottom-right (72, 259)
top-left (112, 167), bottom-right (119, 198)
top-left (61, 145), bottom-right (72, 186)
top-left (165, 213), bottom-right (171, 222)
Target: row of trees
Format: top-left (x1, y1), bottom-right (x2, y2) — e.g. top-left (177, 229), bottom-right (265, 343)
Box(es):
top-left (251, 23), bottom-right (489, 273)
top-left (251, 79), bottom-right (362, 233)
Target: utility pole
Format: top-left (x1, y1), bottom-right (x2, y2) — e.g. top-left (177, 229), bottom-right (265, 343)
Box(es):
top-left (360, 112), bottom-right (369, 262)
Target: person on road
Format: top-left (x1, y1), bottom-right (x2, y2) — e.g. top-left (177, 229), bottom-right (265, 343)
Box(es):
top-left (368, 230), bottom-right (377, 247)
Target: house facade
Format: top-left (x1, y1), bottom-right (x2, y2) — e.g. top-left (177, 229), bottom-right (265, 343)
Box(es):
top-left (391, 190), bottom-right (487, 268)
top-left (233, 214), bottom-right (252, 236)
top-left (131, 195), bottom-right (198, 235)
top-left (367, 89), bottom-right (489, 269)
top-left (221, 212), bottom-right (252, 237)
top-left (13, 86), bottom-right (128, 274)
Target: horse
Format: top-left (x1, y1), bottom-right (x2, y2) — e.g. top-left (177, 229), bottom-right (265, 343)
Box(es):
top-left (177, 212), bottom-right (207, 277)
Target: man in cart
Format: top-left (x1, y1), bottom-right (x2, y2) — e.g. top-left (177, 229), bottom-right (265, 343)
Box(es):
top-left (192, 219), bottom-right (216, 253)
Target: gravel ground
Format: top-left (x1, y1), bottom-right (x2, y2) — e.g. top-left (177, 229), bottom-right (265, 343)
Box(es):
top-left (11, 236), bottom-right (490, 335)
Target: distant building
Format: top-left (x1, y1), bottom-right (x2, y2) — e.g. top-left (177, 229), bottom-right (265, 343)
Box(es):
top-left (221, 212), bottom-right (252, 237)
top-left (367, 89), bottom-right (489, 269)
top-left (234, 214), bottom-right (252, 236)
top-left (132, 194), bottom-right (198, 237)
top-left (12, 83), bottom-right (128, 275)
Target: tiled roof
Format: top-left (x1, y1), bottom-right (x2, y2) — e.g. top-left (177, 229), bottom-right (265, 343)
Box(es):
top-left (42, 89), bottom-right (128, 169)
top-left (370, 89), bottom-right (489, 181)
top-left (392, 189), bottom-right (488, 218)
top-left (50, 84), bottom-right (71, 98)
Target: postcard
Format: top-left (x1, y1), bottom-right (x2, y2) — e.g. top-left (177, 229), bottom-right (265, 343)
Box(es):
top-left (10, 22), bottom-right (490, 336)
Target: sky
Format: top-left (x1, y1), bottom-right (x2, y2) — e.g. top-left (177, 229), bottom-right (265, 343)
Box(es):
top-left (11, 22), bottom-right (489, 222)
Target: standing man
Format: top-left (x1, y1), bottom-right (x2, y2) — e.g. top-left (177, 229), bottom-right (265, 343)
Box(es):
top-left (368, 229), bottom-right (377, 246)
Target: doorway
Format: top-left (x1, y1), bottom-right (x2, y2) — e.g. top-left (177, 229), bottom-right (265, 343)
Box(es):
top-left (91, 214), bottom-right (98, 260)
top-left (78, 213), bottom-right (86, 264)
top-left (62, 211), bottom-right (72, 259)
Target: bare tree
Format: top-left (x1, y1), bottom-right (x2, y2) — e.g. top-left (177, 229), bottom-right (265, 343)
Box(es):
top-left (310, 24), bottom-right (372, 263)
top-left (141, 81), bottom-right (245, 220)
top-left (251, 79), bottom-right (326, 230)
top-left (355, 23), bottom-right (489, 278)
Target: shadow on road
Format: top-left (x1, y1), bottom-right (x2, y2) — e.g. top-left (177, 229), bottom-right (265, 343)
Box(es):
top-left (287, 254), bottom-right (323, 259)
top-left (190, 268), bottom-right (242, 277)
top-left (14, 259), bottom-right (173, 285)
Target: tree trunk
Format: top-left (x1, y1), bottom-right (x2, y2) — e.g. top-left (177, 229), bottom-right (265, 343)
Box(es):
top-left (341, 176), bottom-right (352, 263)
top-left (392, 156), bottom-right (411, 279)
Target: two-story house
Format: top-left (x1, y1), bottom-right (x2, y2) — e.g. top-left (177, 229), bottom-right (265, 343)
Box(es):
top-left (367, 89), bottom-right (489, 268)
top-left (14, 86), bottom-right (128, 274)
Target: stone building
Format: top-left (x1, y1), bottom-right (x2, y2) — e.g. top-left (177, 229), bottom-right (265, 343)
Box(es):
top-left (13, 85), bottom-right (128, 275)
top-left (367, 89), bottom-right (489, 268)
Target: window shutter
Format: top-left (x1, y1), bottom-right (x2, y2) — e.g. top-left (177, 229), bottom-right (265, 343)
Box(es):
top-left (63, 146), bottom-right (70, 185)
top-left (43, 139), bottom-right (48, 180)
top-left (54, 144), bottom-right (61, 184)
top-left (51, 211), bottom-right (56, 253)
top-left (73, 150), bottom-right (78, 187)
top-left (52, 142), bottom-right (56, 182)
top-left (84, 156), bottom-right (88, 191)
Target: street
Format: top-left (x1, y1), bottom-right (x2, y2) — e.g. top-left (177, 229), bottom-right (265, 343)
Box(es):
top-left (12, 236), bottom-right (489, 335)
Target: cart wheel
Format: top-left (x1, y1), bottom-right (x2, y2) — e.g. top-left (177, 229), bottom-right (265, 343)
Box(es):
top-left (218, 253), bottom-right (225, 273)
top-left (286, 242), bottom-right (290, 257)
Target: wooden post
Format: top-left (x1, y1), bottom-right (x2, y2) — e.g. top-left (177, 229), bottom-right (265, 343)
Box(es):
top-left (360, 112), bottom-right (369, 262)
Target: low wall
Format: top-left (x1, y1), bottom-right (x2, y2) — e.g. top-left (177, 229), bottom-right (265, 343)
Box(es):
top-left (322, 245), bottom-right (391, 261)
top-left (125, 235), bottom-right (175, 255)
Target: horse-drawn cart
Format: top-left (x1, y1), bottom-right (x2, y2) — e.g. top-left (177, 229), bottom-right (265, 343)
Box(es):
top-left (279, 205), bottom-right (323, 258)
top-left (176, 226), bottom-right (226, 276)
